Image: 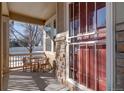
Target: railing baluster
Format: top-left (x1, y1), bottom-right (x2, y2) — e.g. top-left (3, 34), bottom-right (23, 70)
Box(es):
top-left (16, 56), bottom-right (18, 67)
top-left (14, 56), bottom-right (16, 68)
top-left (14, 55), bottom-right (15, 68)
top-left (19, 56), bottom-right (20, 67)
top-left (14, 56), bottom-right (15, 68)
top-left (8, 55), bottom-right (11, 69)
top-left (14, 56), bottom-right (17, 68)
top-left (10, 56), bottom-right (11, 68)
top-left (18, 56), bottom-right (21, 67)
top-left (21, 56), bottom-right (22, 67)
top-left (18, 56), bottom-right (19, 67)
top-left (16, 55), bottom-right (18, 67)
top-left (9, 56), bottom-right (12, 68)
top-left (9, 56), bottom-right (10, 68)
top-left (12, 56), bottom-right (13, 68)
top-left (9, 52), bottom-right (44, 70)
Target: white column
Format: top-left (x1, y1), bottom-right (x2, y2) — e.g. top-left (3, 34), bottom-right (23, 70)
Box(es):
top-left (0, 3), bottom-right (3, 90)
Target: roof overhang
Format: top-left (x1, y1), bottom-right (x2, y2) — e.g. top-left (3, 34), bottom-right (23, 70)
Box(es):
top-left (9, 11), bottom-right (45, 25)
top-left (6, 2), bottom-right (56, 25)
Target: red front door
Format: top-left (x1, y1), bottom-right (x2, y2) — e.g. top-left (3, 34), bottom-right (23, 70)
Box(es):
top-left (68, 2), bottom-right (106, 91)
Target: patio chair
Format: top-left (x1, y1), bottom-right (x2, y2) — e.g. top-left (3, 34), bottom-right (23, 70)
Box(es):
top-left (31, 57), bottom-right (40, 72)
top-left (38, 53), bottom-right (52, 72)
top-left (22, 57), bottom-right (32, 72)
top-left (39, 57), bottom-right (48, 72)
top-left (42, 58), bottom-right (52, 72)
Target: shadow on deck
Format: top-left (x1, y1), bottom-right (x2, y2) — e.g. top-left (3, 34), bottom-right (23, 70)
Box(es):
top-left (8, 70), bottom-right (66, 91)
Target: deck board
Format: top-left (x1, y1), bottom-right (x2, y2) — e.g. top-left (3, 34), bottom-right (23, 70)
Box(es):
top-left (8, 70), bottom-right (66, 91)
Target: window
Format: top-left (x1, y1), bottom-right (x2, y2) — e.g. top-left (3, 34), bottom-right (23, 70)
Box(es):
top-left (68, 2), bottom-right (106, 91)
top-left (69, 3), bottom-right (74, 37)
top-left (45, 24), bottom-right (52, 51)
top-left (87, 45), bottom-right (95, 90)
top-left (73, 45), bottom-right (79, 82)
top-left (69, 45), bottom-right (73, 79)
top-left (87, 2), bottom-right (96, 32)
top-left (44, 16), bottom-right (56, 52)
top-left (96, 3), bottom-right (106, 29)
top-left (69, 3), bottom-right (80, 36)
top-left (79, 45), bottom-right (86, 85)
top-left (80, 3), bottom-right (86, 34)
top-left (97, 44), bottom-right (106, 90)
top-left (46, 38), bottom-right (52, 51)
top-left (74, 3), bottom-right (80, 36)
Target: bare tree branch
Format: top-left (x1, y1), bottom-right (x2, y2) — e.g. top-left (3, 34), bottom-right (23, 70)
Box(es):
top-left (11, 29), bottom-right (30, 50)
top-left (9, 21), bottom-right (43, 54)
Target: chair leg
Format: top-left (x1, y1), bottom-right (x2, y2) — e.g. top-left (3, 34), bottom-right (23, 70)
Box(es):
top-left (23, 66), bottom-right (25, 72)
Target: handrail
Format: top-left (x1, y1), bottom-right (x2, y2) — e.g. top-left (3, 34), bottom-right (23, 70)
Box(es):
top-left (9, 52), bottom-right (47, 70)
top-left (9, 52), bottom-right (45, 56)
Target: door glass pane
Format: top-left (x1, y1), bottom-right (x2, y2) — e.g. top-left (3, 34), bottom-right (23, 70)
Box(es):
top-left (87, 2), bottom-right (96, 33)
top-left (74, 45), bottom-right (79, 82)
top-left (96, 2), bottom-right (106, 29)
top-left (80, 2), bottom-right (86, 34)
top-left (69, 3), bottom-right (74, 37)
top-left (87, 45), bottom-right (95, 90)
top-left (80, 45), bottom-right (86, 85)
top-left (97, 44), bottom-right (106, 91)
top-left (69, 45), bottom-right (74, 79)
top-left (74, 2), bottom-right (79, 36)
top-left (96, 3), bottom-right (106, 41)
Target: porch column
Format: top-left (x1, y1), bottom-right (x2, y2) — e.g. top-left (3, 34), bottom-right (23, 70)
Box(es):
top-left (0, 2), bottom-right (3, 90)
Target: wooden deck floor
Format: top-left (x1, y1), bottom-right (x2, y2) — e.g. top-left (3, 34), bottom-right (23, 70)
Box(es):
top-left (8, 70), bottom-right (67, 91)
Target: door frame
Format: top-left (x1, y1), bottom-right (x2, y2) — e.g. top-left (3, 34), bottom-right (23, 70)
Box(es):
top-left (106, 2), bottom-right (116, 91)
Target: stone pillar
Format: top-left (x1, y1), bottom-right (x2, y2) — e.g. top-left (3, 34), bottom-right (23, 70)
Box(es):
top-left (55, 32), bottom-right (66, 84)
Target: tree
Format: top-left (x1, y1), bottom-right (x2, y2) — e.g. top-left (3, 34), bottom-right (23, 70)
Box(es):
top-left (9, 39), bottom-right (21, 47)
top-left (9, 20), bottom-right (43, 55)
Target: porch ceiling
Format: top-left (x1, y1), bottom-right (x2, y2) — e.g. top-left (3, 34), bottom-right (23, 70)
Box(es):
top-left (7, 2), bottom-right (56, 25)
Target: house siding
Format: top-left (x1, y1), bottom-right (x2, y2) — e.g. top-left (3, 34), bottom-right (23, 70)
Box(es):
top-left (115, 3), bottom-right (124, 90)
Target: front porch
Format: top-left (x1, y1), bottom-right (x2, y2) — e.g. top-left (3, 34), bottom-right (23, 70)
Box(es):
top-left (1, 2), bottom-right (124, 91)
top-left (1, 2), bottom-right (69, 91)
top-left (8, 70), bottom-right (67, 91)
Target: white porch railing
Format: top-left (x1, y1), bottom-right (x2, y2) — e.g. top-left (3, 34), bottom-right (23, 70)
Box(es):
top-left (9, 52), bottom-right (45, 69)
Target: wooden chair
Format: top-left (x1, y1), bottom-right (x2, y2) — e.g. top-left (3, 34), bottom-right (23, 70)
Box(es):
top-left (39, 57), bottom-right (47, 72)
top-left (38, 53), bottom-right (52, 72)
top-left (45, 58), bottom-right (52, 71)
top-left (31, 57), bottom-right (40, 72)
top-left (22, 57), bottom-right (32, 72)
